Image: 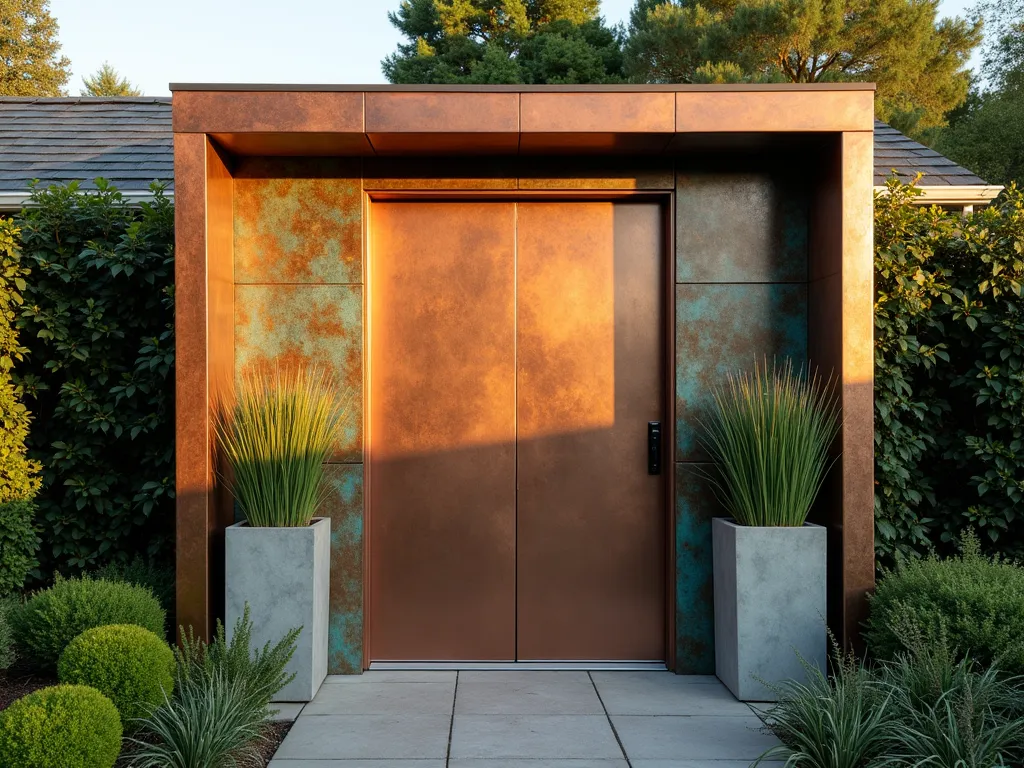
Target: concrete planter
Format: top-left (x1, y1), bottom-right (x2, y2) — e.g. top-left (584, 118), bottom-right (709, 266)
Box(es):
top-left (225, 517), bottom-right (330, 702)
top-left (712, 518), bottom-right (827, 702)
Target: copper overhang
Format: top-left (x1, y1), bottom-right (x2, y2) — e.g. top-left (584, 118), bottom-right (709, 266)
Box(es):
top-left (171, 84), bottom-right (876, 157)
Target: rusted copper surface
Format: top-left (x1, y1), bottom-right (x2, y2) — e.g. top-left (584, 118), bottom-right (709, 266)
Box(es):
top-left (322, 464), bottom-right (365, 674)
top-left (519, 133), bottom-right (673, 154)
top-left (521, 92), bottom-right (675, 133)
top-left (675, 173), bottom-right (807, 283)
top-left (675, 284), bottom-right (807, 462)
top-left (518, 158), bottom-right (674, 190)
top-left (366, 92), bottom-right (519, 133)
top-left (516, 201), bottom-right (666, 661)
top-left (234, 285), bottom-right (363, 462)
top-left (211, 132), bottom-right (373, 156)
top-left (364, 157), bottom-right (516, 190)
top-left (174, 132), bottom-right (211, 641)
top-left (676, 91), bottom-right (875, 133)
top-left (173, 91), bottom-right (363, 133)
top-left (368, 201), bottom-right (517, 661)
top-left (674, 463), bottom-right (719, 674)
top-left (233, 158), bottom-right (362, 284)
top-left (367, 132), bottom-right (520, 155)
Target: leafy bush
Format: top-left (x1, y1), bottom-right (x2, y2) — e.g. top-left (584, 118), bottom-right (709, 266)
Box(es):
top-left (0, 684), bottom-right (122, 768)
top-left (57, 624), bottom-right (174, 724)
top-left (12, 573), bottom-right (165, 671)
top-left (129, 671), bottom-right (264, 768)
top-left (92, 556), bottom-right (175, 618)
top-left (866, 532), bottom-right (1024, 673)
top-left (14, 180), bottom-right (174, 573)
top-left (216, 367), bottom-right (349, 527)
top-left (176, 604), bottom-right (298, 717)
top-left (0, 218), bottom-right (41, 506)
top-left (874, 180), bottom-right (1024, 563)
top-left (0, 598), bottom-right (17, 671)
top-left (699, 359), bottom-right (839, 526)
top-left (0, 500), bottom-right (39, 596)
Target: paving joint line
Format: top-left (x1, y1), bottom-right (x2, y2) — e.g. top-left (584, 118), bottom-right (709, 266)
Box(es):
top-left (588, 670), bottom-right (631, 767)
top-left (445, 670), bottom-right (459, 767)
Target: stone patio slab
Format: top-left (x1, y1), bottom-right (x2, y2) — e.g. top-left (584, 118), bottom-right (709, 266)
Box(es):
top-left (450, 714), bottom-right (623, 759)
top-left (303, 681), bottom-right (455, 715)
top-left (274, 714), bottom-right (451, 760)
top-left (458, 671), bottom-right (591, 684)
top-left (631, 762), bottom-right (785, 767)
top-left (271, 762), bottom-right (445, 767)
top-left (594, 675), bottom-right (752, 716)
top-left (612, 715), bottom-right (779, 761)
top-left (268, 702), bottom-right (305, 722)
top-left (455, 679), bottom-right (604, 715)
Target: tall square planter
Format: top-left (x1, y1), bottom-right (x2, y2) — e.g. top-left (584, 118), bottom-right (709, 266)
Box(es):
top-left (225, 517), bottom-right (330, 702)
top-left (713, 518), bottom-right (827, 702)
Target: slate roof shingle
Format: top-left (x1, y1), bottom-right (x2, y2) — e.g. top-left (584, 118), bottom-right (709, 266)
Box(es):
top-left (0, 97), bottom-right (172, 193)
top-left (873, 119), bottom-right (988, 187)
top-left (0, 98), bottom-right (993, 194)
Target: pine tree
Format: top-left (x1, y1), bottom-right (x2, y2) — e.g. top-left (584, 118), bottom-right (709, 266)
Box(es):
top-left (81, 63), bottom-right (142, 97)
top-left (623, 0), bottom-right (982, 135)
top-left (382, 0), bottom-right (623, 84)
top-left (0, 0), bottom-right (71, 96)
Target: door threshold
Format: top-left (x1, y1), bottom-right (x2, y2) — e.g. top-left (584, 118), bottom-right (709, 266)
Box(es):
top-left (369, 661), bottom-right (668, 671)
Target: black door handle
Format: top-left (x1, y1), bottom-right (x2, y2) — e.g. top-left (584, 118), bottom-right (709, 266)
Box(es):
top-left (648, 421), bottom-right (662, 475)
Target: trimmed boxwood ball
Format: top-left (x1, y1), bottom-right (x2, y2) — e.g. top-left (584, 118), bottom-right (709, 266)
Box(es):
top-left (58, 624), bottom-right (174, 724)
top-left (11, 574), bottom-right (165, 671)
top-left (0, 684), bottom-right (122, 768)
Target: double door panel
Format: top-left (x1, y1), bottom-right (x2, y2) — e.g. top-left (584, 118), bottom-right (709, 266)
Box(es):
top-left (369, 200), bottom-right (665, 662)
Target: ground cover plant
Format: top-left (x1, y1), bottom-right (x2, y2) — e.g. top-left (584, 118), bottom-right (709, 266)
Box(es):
top-left (129, 607), bottom-right (298, 768)
top-left (759, 535), bottom-right (1024, 766)
top-left (11, 574), bottom-right (165, 671)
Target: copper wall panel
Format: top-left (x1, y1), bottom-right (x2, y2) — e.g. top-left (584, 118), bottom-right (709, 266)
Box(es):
top-left (521, 92), bottom-right (675, 133)
top-left (518, 158), bottom-right (674, 190)
top-left (365, 92), bottom-right (519, 133)
top-left (366, 133), bottom-right (519, 155)
top-left (211, 133), bottom-right (373, 157)
top-left (174, 133), bottom-right (211, 640)
top-left (369, 202), bottom-right (517, 661)
top-left (516, 201), bottom-right (666, 661)
top-left (677, 91), bottom-right (874, 133)
top-left (174, 91), bottom-right (364, 133)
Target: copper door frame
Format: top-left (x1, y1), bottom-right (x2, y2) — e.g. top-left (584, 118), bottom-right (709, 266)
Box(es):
top-left (363, 190), bottom-right (676, 670)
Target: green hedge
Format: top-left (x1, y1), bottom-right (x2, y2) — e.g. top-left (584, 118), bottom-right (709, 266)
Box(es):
top-left (0, 218), bottom-right (40, 505)
top-left (874, 181), bottom-right (1024, 563)
top-left (14, 180), bottom-right (174, 573)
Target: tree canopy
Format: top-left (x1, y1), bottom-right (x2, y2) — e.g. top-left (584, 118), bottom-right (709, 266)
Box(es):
top-left (0, 0), bottom-right (71, 96)
top-left (936, 0), bottom-right (1024, 187)
top-left (623, 0), bottom-right (981, 135)
top-left (81, 63), bottom-right (141, 97)
top-left (383, 0), bottom-right (624, 83)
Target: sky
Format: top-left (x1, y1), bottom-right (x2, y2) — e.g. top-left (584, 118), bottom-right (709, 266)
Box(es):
top-left (50, 0), bottom-right (978, 97)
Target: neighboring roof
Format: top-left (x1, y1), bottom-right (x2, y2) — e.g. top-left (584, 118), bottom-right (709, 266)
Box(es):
top-left (0, 98), bottom-right (1000, 208)
top-left (0, 97), bottom-right (172, 199)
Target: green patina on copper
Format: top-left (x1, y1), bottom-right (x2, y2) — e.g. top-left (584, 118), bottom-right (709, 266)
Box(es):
top-left (234, 158), bottom-right (362, 285)
top-left (322, 464), bottom-right (364, 675)
top-left (676, 173), bottom-right (807, 284)
top-left (234, 284), bottom-right (363, 462)
top-left (674, 463), bottom-right (721, 674)
top-left (674, 283), bottom-right (807, 462)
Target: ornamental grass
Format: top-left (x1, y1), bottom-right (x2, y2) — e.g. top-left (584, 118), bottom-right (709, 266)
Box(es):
top-left (700, 358), bottom-right (840, 527)
top-left (215, 367), bottom-right (349, 528)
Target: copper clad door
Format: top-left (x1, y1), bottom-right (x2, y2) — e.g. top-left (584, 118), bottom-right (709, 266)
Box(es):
top-left (369, 201), bottom-right (517, 661)
top-left (369, 199), bottom-right (665, 663)
top-left (516, 202), bottom-right (666, 661)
